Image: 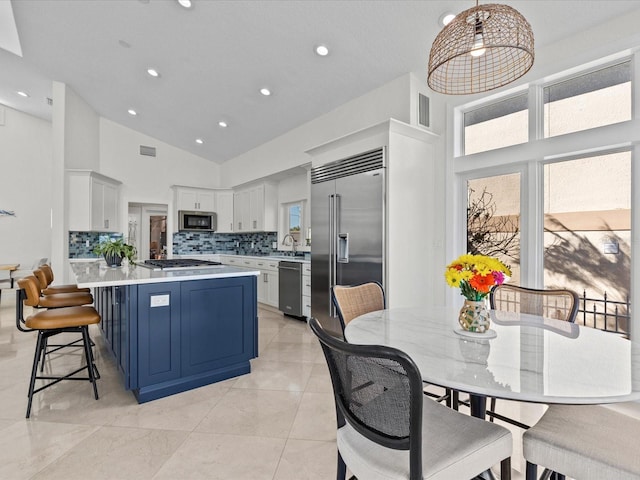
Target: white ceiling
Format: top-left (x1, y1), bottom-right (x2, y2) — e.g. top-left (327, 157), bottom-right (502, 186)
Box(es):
top-left (2, 0), bottom-right (640, 164)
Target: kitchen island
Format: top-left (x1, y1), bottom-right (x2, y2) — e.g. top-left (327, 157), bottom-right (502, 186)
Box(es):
top-left (69, 260), bottom-right (259, 403)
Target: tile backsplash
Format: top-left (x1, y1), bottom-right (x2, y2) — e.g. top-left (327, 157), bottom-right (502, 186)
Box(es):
top-left (173, 231), bottom-right (278, 256)
top-left (69, 232), bottom-right (123, 258)
top-left (69, 230), bottom-right (296, 258)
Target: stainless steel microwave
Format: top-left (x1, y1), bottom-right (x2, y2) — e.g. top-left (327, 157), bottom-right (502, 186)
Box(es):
top-left (178, 210), bottom-right (217, 232)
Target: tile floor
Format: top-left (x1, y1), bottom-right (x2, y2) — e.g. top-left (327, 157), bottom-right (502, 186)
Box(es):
top-left (0, 289), bottom-right (541, 479)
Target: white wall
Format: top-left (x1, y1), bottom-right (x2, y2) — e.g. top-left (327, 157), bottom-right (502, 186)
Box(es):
top-left (51, 82), bottom-right (101, 276)
top-left (99, 118), bottom-right (221, 236)
top-left (0, 105), bottom-right (52, 271)
top-left (221, 73), bottom-right (416, 187)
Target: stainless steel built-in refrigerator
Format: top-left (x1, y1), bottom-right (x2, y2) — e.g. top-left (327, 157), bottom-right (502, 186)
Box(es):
top-left (310, 148), bottom-right (385, 333)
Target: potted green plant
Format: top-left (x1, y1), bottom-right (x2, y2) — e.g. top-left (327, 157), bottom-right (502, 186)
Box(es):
top-left (93, 238), bottom-right (136, 267)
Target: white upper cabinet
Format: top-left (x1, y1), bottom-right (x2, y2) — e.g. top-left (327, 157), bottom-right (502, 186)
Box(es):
top-left (233, 182), bottom-right (277, 232)
top-left (175, 186), bottom-right (215, 211)
top-left (214, 190), bottom-right (234, 233)
top-left (68, 170), bottom-right (121, 232)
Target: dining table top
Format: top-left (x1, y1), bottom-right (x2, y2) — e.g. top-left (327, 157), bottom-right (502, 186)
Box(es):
top-left (0, 264), bottom-right (19, 271)
top-left (344, 306), bottom-right (640, 405)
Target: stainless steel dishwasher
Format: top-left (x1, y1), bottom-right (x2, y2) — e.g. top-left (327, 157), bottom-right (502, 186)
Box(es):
top-left (278, 261), bottom-right (303, 317)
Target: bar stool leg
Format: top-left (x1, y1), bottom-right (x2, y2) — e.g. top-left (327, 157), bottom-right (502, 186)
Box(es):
top-left (82, 326), bottom-right (99, 400)
top-left (39, 336), bottom-right (48, 372)
top-left (26, 332), bottom-right (45, 418)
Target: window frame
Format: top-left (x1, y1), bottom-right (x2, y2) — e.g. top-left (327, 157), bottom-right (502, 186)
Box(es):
top-left (449, 51), bottom-right (638, 333)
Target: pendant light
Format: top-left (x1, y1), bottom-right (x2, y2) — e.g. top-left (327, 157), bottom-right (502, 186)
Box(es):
top-left (427, 2), bottom-right (534, 95)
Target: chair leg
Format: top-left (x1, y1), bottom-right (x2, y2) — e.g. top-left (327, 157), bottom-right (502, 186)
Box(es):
top-left (500, 457), bottom-right (511, 480)
top-left (337, 450), bottom-right (347, 480)
top-left (82, 326), bottom-right (99, 400)
top-left (525, 461), bottom-right (537, 480)
top-left (489, 396), bottom-right (496, 422)
top-left (452, 389), bottom-right (459, 411)
top-left (26, 331), bottom-right (45, 418)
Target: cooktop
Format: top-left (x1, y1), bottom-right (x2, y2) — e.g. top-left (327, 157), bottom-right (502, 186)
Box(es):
top-left (138, 259), bottom-right (222, 271)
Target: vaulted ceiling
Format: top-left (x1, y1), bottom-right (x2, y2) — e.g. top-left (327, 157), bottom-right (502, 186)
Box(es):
top-left (2, 0), bottom-right (640, 164)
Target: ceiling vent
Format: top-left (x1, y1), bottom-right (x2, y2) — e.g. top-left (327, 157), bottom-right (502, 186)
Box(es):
top-left (418, 93), bottom-right (430, 128)
top-left (139, 145), bottom-right (156, 157)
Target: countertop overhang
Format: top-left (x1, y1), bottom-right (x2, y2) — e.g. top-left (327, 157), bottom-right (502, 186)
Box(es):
top-left (69, 259), bottom-right (259, 288)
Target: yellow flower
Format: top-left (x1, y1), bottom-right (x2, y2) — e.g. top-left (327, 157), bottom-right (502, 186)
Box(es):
top-left (445, 253), bottom-right (512, 299)
top-left (445, 268), bottom-right (463, 287)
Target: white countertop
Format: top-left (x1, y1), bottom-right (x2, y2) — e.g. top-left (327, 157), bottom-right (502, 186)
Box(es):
top-left (179, 253), bottom-right (310, 264)
top-left (69, 259), bottom-right (259, 288)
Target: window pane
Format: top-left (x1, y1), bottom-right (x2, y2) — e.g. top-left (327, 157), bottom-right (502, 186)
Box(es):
top-left (289, 204), bottom-right (301, 243)
top-left (464, 94), bottom-right (528, 155)
top-left (467, 174), bottom-right (521, 285)
top-left (544, 62), bottom-right (631, 138)
top-left (543, 151), bottom-right (631, 332)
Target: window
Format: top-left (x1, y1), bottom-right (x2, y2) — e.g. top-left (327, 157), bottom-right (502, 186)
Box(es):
top-left (467, 174), bottom-right (521, 285)
top-left (544, 62), bottom-right (631, 137)
top-left (455, 54), bottom-right (635, 335)
top-left (287, 203), bottom-right (302, 243)
top-left (464, 93), bottom-right (528, 155)
top-left (543, 151), bottom-right (631, 331)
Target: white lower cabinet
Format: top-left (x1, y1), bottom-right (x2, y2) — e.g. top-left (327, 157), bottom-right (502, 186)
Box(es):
top-left (255, 259), bottom-right (279, 307)
top-left (302, 263), bottom-right (311, 318)
top-left (220, 256), bottom-right (279, 308)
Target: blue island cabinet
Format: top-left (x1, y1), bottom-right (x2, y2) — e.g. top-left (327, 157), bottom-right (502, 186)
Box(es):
top-left (96, 275), bottom-right (258, 403)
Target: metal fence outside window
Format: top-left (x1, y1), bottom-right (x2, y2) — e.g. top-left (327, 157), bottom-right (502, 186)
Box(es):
top-left (577, 291), bottom-right (630, 336)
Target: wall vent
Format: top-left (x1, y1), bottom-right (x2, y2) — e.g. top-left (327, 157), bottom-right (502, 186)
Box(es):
top-left (418, 93), bottom-right (430, 128)
top-left (140, 145), bottom-right (156, 157)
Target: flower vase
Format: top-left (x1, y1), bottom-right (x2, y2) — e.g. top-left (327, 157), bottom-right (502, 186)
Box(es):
top-left (458, 299), bottom-right (490, 333)
top-left (104, 253), bottom-right (123, 267)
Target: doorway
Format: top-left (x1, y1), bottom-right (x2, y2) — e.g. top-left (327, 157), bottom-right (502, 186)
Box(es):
top-left (128, 203), bottom-right (168, 261)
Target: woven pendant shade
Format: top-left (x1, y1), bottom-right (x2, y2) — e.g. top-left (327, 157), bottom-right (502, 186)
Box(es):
top-left (428, 3), bottom-right (534, 95)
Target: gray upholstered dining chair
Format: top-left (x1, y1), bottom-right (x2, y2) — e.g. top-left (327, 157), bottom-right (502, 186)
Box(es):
top-left (486, 284), bottom-right (579, 428)
top-left (523, 403), bottom-right (640, 480)
top-left (331, 282), bottom-right (453, 407)
top-left (309, 316), bottom-right (513, 480)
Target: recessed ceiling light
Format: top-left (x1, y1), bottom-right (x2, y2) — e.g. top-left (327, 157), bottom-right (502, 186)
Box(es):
top-left (16, 91), bottom-right (29, 97)
top-left (178, 0), bottom-right (192, 8)
top-left (218, 121), bottom-right (228, 128)
top-left (440, 12), bottom-right (456, 26)
top-left (128, 109), bottom-right (137, 116)
top-left (260, 88), bottom-right (271, 96)
top-left (147, 68), bottom-right (160, 77)
top-left (315, 45), bottom-right (329, 56)
top-left (195, 138), bottom-right (204, 144)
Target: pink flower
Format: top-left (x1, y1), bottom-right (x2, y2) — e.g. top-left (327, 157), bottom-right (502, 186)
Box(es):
top-left (492, 271), bottom-right (505, 285)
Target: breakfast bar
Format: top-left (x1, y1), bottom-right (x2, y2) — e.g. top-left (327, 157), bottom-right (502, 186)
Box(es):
top-left (69, 260), bottom-right (259, 403)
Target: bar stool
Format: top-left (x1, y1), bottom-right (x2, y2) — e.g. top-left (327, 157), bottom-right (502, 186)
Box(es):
top-left (17, 276), bottom-right (101, 418)
top-left (28, 270), bottom-right (97, 375)
top-left (33, 266), bottom-right (92, 299)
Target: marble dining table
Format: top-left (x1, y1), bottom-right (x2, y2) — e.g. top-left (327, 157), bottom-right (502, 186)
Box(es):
top-left (344, 306), bottom-right (640, 418)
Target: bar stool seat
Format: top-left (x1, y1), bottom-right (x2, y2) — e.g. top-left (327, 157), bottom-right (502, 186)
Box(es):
top-left (37, 291), bottom-right (93, 308)
top-left (26, 306), bottom-right (100, 330)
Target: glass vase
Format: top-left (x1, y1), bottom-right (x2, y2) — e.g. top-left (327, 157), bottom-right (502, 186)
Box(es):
top-left (458, 299), bottom-right (490, 333)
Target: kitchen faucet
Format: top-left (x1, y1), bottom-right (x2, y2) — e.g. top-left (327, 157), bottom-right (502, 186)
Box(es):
top-left (282, 233), bottom-right (298, 256)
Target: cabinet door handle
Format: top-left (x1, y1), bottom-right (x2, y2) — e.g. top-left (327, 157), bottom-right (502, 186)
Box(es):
top-left (263, 273), bottom-right (268, 283)
top-left (253, 220), bottom-right (257, 229)
top-left (230, 223), bottom-right (233, 231)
